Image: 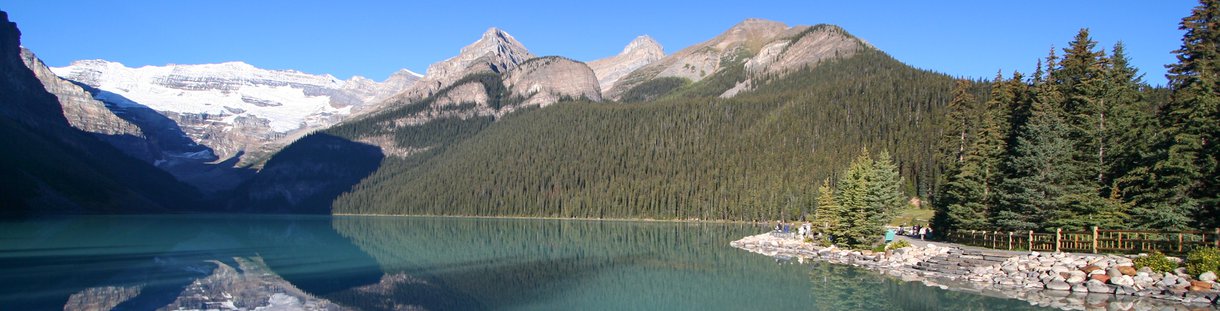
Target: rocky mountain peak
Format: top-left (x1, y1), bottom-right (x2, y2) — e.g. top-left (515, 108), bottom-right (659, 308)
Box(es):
top-left (588, 35), bottom-right (665, 95)
top-left (621, 35), bottom-right (664, 58)
top-left (433, 27), bottom-right (533, 76)
top-left (378, 27), bottom-right (535, 108)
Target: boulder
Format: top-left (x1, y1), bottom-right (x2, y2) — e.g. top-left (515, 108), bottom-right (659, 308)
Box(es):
top-left (1065, 271), bottom-right (1087, 284)
top-left (1111, 275), bottom-right (1135, 287)
top-left (1200, 271), bottom-right (1217, 282)
top-left (1091, 274), bottom-right (1111, 283)
top-left (1106, 267), bottom-right (1123, 278)
top-left (1071, 283), bottom-right (1088, 292)
top-left (1046, 280), bottom-right (1072, 291)
top-left (1080, 265), bottom-right (1101, 274)
top-left (1116, 265), bottom-right (1137, 276)
top-left (1161, 273), bottom-right (1179, 287)
top-left (1189, 280), bottom-right (1212, 291)
top-left (1086, 279), bottom-right (1113, 293)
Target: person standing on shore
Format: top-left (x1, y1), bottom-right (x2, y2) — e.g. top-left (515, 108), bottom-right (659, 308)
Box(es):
top-left (918, 226), bottom-right (927, 240)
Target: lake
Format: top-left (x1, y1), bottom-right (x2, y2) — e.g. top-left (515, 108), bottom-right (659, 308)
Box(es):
top-left (0, 215), bottom-right (1049, 310)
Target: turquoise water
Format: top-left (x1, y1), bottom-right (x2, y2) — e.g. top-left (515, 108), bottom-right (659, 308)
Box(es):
top-left (0, 215), bottom-right (1048, 310)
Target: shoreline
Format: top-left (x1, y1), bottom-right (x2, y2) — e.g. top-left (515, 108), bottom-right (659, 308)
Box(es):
top-left (731, 233), bottom-right (1220, 310)
top-left (331, 213), bottom-right (768, 224)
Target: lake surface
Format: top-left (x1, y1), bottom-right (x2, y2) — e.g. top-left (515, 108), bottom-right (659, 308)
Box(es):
top-left (0, 215), bottom-right (1049, 310)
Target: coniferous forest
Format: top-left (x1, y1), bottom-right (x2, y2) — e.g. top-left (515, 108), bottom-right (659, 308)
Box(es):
top-left (934, 1), bottom-right (1219, 232)
top-left (255, 2), bottom-right (1218, 234)
top-left (325, 50), bottom-right (955, 221)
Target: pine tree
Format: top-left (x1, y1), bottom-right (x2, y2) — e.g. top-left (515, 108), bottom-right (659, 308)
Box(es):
top-left (1130, 0), bottom-right (1219, 230)
top-left (812, 178), bottom-right (840, 234)
top-left (933, 80), bottom-right (980, 230)
top-left (995, 50), bottom-right (1077, 231)
top-left (870, 150), bottom-right (906, 223)
top-left (835, 149), bottom-right (882, 247)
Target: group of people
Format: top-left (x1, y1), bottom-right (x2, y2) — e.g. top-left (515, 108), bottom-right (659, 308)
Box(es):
top-left (898, 224), bottom-right (933, 240)
top-left (773, 221), bottom-right (819, 240)
top-left (772, 221), bottom-right (933, 242)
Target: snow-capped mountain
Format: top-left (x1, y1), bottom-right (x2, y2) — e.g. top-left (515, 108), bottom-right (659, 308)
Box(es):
top-left (51, 60), bottom-right (420, 167)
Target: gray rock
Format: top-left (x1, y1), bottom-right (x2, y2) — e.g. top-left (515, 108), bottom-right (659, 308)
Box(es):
top-left (1086, 279), bottom-right (1112, 293)
top-left (1111, 275), bottom-right (1135, 286)
top-left (1051, 265), bottom-right (1070, 274)
top-left (1046, 280), bottom-right (1072, 291)
top-left (1137, 266), bottom-right (1153, 274)
top-left (1065, 270), bottom-right (1087, 284)
top-left (1200, 271), bottom-right (1217, 282)
top-left (1106, 267), bottom-right (1123, 278)
top-left (1161, 274), bottom-right (1179, 287)
top-left (1071, 283), bottom-right (1088, 292)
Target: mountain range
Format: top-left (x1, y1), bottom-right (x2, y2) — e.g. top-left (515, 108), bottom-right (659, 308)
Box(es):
top-left (3, 9), bottom-right (952, 218)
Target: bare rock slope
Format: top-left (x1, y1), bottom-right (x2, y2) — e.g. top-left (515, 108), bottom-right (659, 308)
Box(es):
top-left (587, 35), bottom-right (664, 95)
top-left (606, 19), bottom-right (871, 99)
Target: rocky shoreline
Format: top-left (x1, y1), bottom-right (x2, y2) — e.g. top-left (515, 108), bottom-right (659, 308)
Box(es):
top-left (730, 233), bottom-right (1220, 310)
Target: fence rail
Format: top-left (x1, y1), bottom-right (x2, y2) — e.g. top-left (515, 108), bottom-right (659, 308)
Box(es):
top-left (944, 227), bottom-right (1220, 254)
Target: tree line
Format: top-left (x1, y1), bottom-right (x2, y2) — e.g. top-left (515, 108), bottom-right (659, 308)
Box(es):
top-left (934, 0), bottom-right (1219, 232)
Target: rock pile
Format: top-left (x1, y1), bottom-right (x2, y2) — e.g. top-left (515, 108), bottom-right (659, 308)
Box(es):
top-left (730, 233), bottom-right (1220, 309)
top-left (969, 251), bottom-right (1220, 305)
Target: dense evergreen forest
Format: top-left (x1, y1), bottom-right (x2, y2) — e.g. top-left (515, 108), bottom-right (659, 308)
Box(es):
top-left (325, 49), bottom-right (957, 221)
top-left (252, 1), bottom-right (1218, 232)
top-left (934, 0), bottom-right (1220, 232)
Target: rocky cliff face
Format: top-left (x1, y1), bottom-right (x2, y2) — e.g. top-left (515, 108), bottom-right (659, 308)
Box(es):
top-left (20, 48), bottom-right (142, 137)
top-left (50, 59), bottom-right (419, 167)
top-left (381, 27), bottom-right (534, 107)
top-left (587, 35), bottom-right (664, 94)
top-left (0, 10), bottom-right (201, 216)
top-left (504, 56), bottom-right (602, 108)
top-left (606, 18), bottom-right (871, 99)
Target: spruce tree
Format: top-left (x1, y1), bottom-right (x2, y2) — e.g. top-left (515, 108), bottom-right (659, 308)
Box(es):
top-left (835, 149), bottom-right (882, 247)
top-left (933, 80), bottom-right (979, 230)
top-left (1130, 0), bottom-right (1219, 230)
top-left (813, 178), bottom-right (840, 234)
top-left (995, 50), bottom-right (1077, 231)
top-left (871, 150), bottom-right (906, 222)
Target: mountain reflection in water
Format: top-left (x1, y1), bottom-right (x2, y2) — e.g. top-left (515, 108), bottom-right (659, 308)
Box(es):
top-left (0, 215), bottom-right (1050, 310)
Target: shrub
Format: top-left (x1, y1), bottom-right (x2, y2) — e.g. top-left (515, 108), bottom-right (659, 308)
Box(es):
top-left (1133, 251), bottom-right (1177, 273)
top-left (1185, 247), bottom-right (1220, 276)
top-left (870, 244), bottom-right (887, 253)
top-left (886, 240), bottom-right (911, 251)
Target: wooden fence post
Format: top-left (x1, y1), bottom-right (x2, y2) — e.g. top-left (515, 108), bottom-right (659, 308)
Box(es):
top-left (1055, 228), bottom-right (1062, 252)
top-left (1092, 226), bottom-right (1099, 254)
top-left (1008, 231), bottom-right (1014, 250)
top-left (1178, 232), bottom-right (1184, 253)
top-left (1029, 230), bottom-right (1034, 251)
top-left (1215, 228), bottom-right (1219, 248)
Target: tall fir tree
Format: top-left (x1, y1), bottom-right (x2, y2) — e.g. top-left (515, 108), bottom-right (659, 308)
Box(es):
top-left (834, 149), bottom-right (883, 247)
top-left (1130, 0), bottom-right (1220, 230)
top-left (995, 50), bottom-right (1078, 231)
top-left (813, 178), bottom-right (841, 234)
top-left (933, 80), bottom-right (981, 230)
top-left (870, 150), bottom-right (906, 222)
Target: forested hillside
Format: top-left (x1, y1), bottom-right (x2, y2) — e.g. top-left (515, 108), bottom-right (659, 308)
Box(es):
top-left (327, 50), bottom-right (957, 220)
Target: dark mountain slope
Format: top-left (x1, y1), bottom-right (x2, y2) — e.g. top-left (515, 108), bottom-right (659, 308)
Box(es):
top-left (0, 11), bottom-right (201, 217)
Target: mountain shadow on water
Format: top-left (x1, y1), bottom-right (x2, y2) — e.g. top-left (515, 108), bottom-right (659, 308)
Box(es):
top-left (227, 133), bottom-right (384, 214)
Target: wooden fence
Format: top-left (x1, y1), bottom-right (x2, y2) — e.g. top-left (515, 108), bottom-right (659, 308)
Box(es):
top-left (944, 227), bottom-right (1220, 254)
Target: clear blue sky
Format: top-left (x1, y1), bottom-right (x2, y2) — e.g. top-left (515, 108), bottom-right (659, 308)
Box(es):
top-left (3, 1), bottom-right (1195, 86)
